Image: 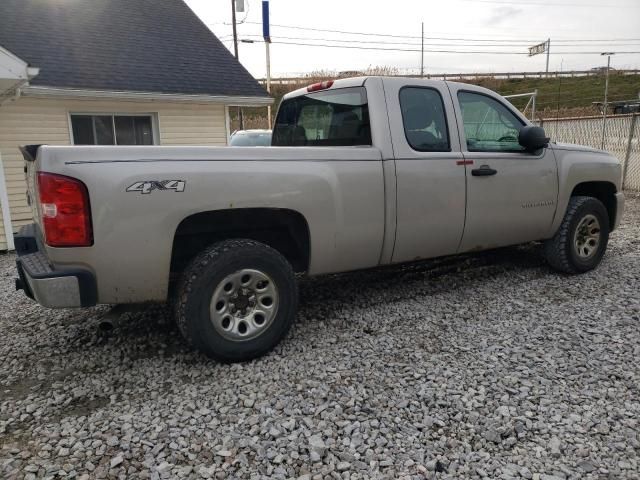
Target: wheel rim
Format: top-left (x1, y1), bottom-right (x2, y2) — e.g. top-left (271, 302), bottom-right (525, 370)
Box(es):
top-left (210, 268), bottom-right (279, 342)
top-left (573, 214), bottom-right (601, 259)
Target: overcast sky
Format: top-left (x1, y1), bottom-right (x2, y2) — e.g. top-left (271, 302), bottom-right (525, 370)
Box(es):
top-left (185, 0), bottom-right (640, 79)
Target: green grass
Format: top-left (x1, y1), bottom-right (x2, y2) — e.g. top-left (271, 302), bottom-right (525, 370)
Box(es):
top-left (478, 72), bottom-right (640, 115)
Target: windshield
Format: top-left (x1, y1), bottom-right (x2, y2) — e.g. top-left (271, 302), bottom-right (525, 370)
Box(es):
top-left (230, 131), bottom-right (272, 147)
top-left (272, 87), bottom-right (371, 147)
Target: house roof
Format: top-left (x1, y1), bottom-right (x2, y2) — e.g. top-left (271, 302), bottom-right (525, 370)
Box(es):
top-left (0, 0), bottom-right (269, 99)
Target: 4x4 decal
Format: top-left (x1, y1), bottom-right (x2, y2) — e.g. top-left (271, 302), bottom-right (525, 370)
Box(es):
top-left (126, 180), bottom-right (186, 194)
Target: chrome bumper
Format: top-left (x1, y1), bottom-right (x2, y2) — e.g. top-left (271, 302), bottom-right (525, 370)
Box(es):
top-left (15, 225), bottom-right (97, 308)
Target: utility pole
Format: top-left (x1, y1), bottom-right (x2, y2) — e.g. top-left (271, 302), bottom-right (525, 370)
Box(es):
top-left (231, 0), bottom-right (239, 59)
top-left (262, 1), bottom-right (272, 129)
top-left (601, 52), bottom-right (615, 149)
top-left (231, 0), bottom-right (244, 130)
top-left (420, 22), bottom-right (424, 77)
top-left (265, 41), bottom-right (272, 128)
top-left (545, 38), bottom-right (550, 74)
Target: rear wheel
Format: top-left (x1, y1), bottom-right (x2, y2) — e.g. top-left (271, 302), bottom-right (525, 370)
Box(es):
top-left (544, 196), bottom-right (610, 273)
top-left (175, 239), bottom-right (298, 362)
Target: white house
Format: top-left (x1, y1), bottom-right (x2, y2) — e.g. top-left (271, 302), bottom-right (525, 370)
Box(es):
top-left (0, 0), bottom-right (272, 250)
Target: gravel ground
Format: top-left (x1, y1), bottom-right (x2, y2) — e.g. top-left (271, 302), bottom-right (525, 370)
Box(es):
top-left (1, 195), bottom-right (639, 480)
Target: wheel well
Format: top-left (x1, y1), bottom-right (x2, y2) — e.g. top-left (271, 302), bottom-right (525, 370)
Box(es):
top-left (570, 181), bottom-right (617, 230)
top-left (170, 208), bottom-right (311, 279)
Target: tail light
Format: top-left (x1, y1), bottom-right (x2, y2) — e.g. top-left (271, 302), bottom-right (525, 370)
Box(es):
top-left (307, 80), bottom-right (334, 92)
top-left (37, 172), bottom-right (93, 247)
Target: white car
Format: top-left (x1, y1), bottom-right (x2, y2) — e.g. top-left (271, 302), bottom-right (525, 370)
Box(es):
top-left (229, 129), bottom-right (272, 147)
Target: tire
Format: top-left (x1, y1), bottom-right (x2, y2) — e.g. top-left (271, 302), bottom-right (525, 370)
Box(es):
top-left (175, 239), bottom-right (298, 362)
top-left (544, 196), bottom-right (610, 274)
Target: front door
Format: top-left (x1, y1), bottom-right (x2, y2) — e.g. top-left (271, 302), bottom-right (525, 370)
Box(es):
top-left (383, 78), bottom-right (467, 263)
top-left (448, 86), bottom-right (559, 252)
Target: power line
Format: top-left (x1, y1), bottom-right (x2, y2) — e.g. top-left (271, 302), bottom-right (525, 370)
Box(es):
top-left (272, 41), bottom-right (518, 53)
top-left (227, 21), bottom-right (640, 44)
top-left (234, 33), bottom-right (529, 46)
top-left (231, 33), bottom-right (640, 48)
top-left (269, 40), bottom-right (640, 55)
top-left (234, 21), bottom-right (540, 42)
top-left (553, 38), bottom-right (640, 43)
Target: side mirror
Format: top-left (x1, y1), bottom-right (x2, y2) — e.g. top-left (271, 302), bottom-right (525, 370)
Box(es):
top-left (518, 126), bottom-right (549, 151)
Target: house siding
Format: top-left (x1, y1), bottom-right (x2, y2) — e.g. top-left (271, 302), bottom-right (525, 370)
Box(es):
top-left (0, 96), bottom-right (227, 250)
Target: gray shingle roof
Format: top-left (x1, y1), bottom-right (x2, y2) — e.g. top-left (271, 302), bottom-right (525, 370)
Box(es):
top-left (0, 0), bottom-right (269, 98)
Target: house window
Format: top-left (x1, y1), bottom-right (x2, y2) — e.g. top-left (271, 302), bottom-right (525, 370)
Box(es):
top-left (70, 114), bottom-right (155, 145)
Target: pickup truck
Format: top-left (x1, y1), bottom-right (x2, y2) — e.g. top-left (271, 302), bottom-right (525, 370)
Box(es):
top-left (15, 76), bottom-right (624, 362)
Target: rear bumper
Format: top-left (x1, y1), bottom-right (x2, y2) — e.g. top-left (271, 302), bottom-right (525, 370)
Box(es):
top-left (613, 192), bottom-right (625, 231)
top-left (15, 224), bottom-right (97, 308)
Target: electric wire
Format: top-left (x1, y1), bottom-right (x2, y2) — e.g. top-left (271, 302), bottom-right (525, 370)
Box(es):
top-left (266, 40), bottom-right (640, 55)
top-left (226, 33), bottom-right (640, 48)
top-left (226, 21), bottom-right (640, 44)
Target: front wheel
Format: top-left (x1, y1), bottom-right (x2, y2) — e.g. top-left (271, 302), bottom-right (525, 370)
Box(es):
top-left (175, 239), bottom-right (298, 362)
top-left (544, 196), bottom-right (610, 274)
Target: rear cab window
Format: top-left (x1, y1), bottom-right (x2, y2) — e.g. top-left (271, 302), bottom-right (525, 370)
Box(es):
top-left (272, 87), bottom-right (371, 146)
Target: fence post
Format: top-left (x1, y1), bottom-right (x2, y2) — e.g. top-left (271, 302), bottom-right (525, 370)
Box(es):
top-left (622, 114), bottom-right (638, 190)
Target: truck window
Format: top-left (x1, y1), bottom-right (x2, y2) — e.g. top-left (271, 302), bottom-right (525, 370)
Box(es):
top-left (272, 87), bottom-right (371, 146)
top-left (457, 92), bottom-right (525, 152)
top-left (399, 87), bottom-right (450, 152)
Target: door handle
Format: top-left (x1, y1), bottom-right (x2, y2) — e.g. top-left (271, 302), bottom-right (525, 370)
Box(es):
top-left (471, 165), bottom-right (497, 176)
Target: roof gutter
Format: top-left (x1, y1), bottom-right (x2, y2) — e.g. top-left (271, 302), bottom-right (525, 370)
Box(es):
top-left (20, 85), bottom-right (273, 106)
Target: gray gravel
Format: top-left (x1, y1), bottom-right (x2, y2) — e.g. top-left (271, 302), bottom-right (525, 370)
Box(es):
top-left (2, 195), bottom-right (639, 480)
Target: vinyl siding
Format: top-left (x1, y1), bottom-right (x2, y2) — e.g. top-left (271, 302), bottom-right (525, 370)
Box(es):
top-left (0, 96), bottom-right (227, 250)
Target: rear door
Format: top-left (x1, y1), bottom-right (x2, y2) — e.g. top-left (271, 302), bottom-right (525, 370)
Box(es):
top-left (383, 78), bottom-right (467, 263)
top-left (447, 84), bottom-right (558, 251)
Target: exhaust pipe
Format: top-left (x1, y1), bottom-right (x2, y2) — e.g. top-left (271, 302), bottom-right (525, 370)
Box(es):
top-left (98, 318), bottom-right (115, 332)
top-left (97, 304), bottom-right (130, 333)
top-left (97, 304), bottom-right (147, 333)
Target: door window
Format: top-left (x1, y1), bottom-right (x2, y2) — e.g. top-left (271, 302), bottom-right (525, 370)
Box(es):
top-left (399, 87), bottom-right (450, 152)
top-left (457, 92), bottom-right (524, 152)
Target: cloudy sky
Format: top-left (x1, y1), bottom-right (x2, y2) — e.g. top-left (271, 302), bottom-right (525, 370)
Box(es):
top-left (184, 0), bottom-right (640, 79)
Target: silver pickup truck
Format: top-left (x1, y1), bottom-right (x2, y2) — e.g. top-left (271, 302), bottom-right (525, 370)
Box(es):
top-left (16, 76), bottom-right (624, 362)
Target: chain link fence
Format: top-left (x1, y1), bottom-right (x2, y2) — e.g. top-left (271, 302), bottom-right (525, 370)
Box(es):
top-left (539, 114), bottom-right (640, 191)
